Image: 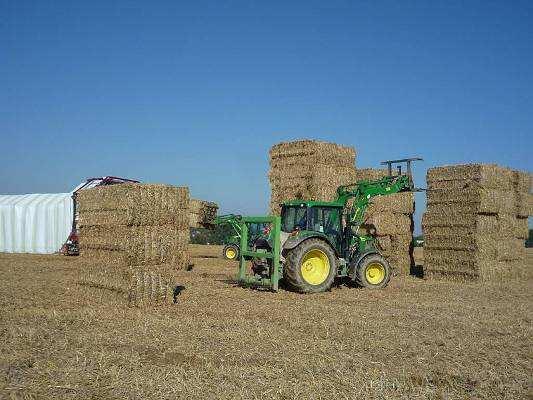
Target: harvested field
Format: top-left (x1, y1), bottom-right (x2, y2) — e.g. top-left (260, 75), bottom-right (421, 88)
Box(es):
top-left (1, 248), bottom-right (532, 399)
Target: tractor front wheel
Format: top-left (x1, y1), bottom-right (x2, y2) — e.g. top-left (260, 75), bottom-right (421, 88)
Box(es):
top-left (284, 239), bottom-right (337, 293)
top-left (354, 254), bottom-right (391, 289)
top-left (222, 244), bottom-right (239, 260)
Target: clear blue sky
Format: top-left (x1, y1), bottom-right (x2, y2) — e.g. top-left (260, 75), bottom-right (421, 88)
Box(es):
top-left (2, 1), bottom-right (532, 233)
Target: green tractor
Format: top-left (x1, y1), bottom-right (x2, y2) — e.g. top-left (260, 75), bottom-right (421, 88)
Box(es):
top-left (214, 214), bottom-right (269, 261)
top-left (231, 158), bottom-right (422, 293)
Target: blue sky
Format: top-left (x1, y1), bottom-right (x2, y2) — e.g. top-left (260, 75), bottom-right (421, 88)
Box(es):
top-left (1, 1), bottom-right (532, 232)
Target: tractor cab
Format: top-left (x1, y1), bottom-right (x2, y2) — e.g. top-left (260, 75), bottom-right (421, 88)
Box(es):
top-left (280, 200), bottom-right (344, 255)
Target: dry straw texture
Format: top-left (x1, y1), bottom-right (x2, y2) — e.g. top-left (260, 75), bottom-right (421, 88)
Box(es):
top-left (188, 199), bottom-right (219, 228)
top-left (423, 164), bottom-right (531, 282)
top-left (4, 248), bottom-right (532, 399)
top-left (269, 140), bottom-right (357, 215)
top-left (77, 183), bottom-right (193, 294)
top-left (78, 263), bottom-right (176, 307)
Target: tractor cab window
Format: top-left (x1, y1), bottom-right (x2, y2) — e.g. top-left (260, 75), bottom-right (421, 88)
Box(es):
top-left (281, 205), bottom-right (308, 232)
top-left (309, 207), bottom-right (341, 236)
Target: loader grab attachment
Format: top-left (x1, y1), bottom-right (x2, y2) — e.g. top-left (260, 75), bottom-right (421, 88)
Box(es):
top-left (236, 216), bottom-right (281, 291)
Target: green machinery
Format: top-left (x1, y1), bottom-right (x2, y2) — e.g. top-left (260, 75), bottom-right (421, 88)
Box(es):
top-left (214, 214), bottom-right (269, 260)
top-left (231, 158), bottom-right (422, 293)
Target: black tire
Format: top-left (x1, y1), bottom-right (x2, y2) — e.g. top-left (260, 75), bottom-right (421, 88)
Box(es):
top-left (354, 254), bottom-right (391, 289)
top-left (222, 244), bottom-right (239, 260)
top-left (284, 238), bottom-right (337, 293)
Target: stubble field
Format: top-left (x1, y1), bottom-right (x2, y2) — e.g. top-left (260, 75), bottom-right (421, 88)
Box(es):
top-left (1, 246), bottom-right (532, 399)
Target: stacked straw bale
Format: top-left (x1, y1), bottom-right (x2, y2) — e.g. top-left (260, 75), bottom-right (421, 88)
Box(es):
top-left (77, 184), bottom-right (191, 271)
top-left (269, 140), bottom-right (357, 214)
top-left (78, 264), bottom-right (176, 307)
top-left (188, 199), bottom-right (219, 228)
top-left (422, 164), bottom-right (532, 281)
top-left (354, 169), bottom-right (415, 275)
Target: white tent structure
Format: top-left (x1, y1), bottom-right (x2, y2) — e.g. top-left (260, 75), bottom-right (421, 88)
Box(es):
top-left (0, 177), bottom-right (139, 255)
top-left (0, 193), bottom-right (73, 254)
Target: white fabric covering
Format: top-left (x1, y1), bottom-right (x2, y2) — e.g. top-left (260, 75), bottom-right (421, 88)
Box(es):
top-left (0, 193), bottom-right (73, 254)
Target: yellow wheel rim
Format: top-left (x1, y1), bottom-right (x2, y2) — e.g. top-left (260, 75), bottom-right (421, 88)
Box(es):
top-left (365, 262), bottom-right (385, 285)
top-left (225, 248), bottom-right (237, 259)
top-left (300, 249), bottom-right (330, 285)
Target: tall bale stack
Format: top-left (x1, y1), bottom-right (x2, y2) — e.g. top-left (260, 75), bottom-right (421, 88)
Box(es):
top-left (422, 164), bottom-right (532, 281)
top-left (269, 140), bottom-right (357, 214)
top-left (354, 169), bottom-right (415, 275)
top-left (77, 184), bottom-right (191, 271)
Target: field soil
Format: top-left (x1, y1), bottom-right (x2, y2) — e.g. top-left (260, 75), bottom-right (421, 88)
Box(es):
top-left (1, 246), bottom-right (532, 399)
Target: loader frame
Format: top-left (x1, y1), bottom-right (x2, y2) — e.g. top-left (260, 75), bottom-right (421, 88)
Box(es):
top-left (237, 216), bottom-right (281, 291)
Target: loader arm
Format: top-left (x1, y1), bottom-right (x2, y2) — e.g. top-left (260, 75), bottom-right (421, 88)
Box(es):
top-left (335, 174), bottom-right (413, 229)
top-left (214, 214), bottom-right (243, 237)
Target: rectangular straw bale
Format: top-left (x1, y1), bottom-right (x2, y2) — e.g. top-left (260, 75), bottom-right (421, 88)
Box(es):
top-left (427, 188), bottom-right (515, 214)
top-left (422, 211), bottom-right (494, 229)
top-left (423, 211), bottom-right (528, 240)
top-left (424, 232), bottom-right (495, 253)
top-left (424, 239), bottom-right (529, 281)
top-left (426, 164), bottom-right (514, 190)
top-left (77, 184), bottom-right (189, 212)
top-left (79, 225), bottom-right (190, 269)
top-left (78, 209), bottom-right (189, 228)
top-left (77, 184), bottom-right (190, 227)
top-left (269, 140), bottom-right (356, 167)
top-left (363, 212), bottom-right (412, 236)
top-left (78, 225), bottom-right (129, 251)
top-left (269, 165), bottom-right (356, 183)
top-left (78, 263), bottom-right (177, 307)
top-left (367, 193), bottom-right (414, 215)
top-left (423, 249), bottom-right (485, 281)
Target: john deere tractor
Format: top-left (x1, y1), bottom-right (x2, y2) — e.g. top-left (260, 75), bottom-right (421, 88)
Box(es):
top-left (214, 214), bottom-right (269, 260)
top-left (231, 158), bottom-right (422, 293)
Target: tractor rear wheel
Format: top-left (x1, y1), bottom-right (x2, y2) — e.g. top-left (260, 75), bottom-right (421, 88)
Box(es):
top-left (284, 239), bottom-right (337, 293)
top-left (354, 254), bottom-right (391, 289)
top-left (222, 244), bottom-right (239, 260)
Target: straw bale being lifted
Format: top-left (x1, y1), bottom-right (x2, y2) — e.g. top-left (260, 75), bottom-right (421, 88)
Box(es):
top-left (423, 164), bottom-right (532, 282)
